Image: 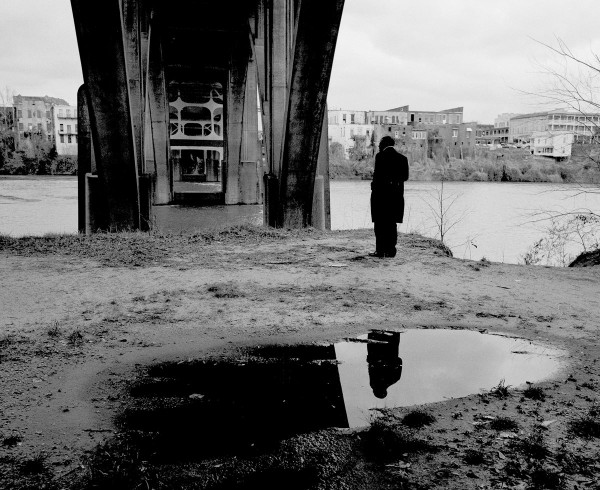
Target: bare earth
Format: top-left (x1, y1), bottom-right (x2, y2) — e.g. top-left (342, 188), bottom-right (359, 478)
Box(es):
top-left (1, 228), bottom-right (599, 489)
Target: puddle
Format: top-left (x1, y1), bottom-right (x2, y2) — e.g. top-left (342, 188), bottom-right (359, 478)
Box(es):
top-left (121, 329), bottom-right (565, 462)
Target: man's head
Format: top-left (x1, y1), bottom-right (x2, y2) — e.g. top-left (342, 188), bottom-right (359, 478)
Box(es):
top-left (378, 136), bottom-right (395, 151)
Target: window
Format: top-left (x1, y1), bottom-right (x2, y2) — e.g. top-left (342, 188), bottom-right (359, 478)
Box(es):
top-left (60, 134), bottom-right (64, 143)
top-left (66, 109), bottom-right (71, 117)
top-left (28, 110), bottom-right (32, 118)
top-left (342, 114), bottom-right (346, 123)
top-left (59, 109), bottom-right (64, 117)
top-left (394, 131), bottom-right (399, 138)
top-left (452, 129), bottom-right (458, 138)
top-left (60, 124), bottom-right (64, 132)
top-left (17, 110), bottom-right (22, 118)
top-left (350, 114), bottom-right (355, 124)
top-left (68, 135), bottom-right (72, 143)
top-left (46, 111), bottom-right (51, 119)
top-left (37, 123), bottom-right (42, 130)
top-left (19, 123), bottom-right (23, 130)
top-left (37, 110), bottom-right (42, 118)
top-left (67, 125), bottom-right (71, 133)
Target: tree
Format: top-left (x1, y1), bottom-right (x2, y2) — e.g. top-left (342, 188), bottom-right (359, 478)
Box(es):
top-left (522, 40), bottom-right (600, 265)
top-left (0, 86), bottom-right (17, 172)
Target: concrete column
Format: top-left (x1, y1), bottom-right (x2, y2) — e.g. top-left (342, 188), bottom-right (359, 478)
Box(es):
top-left (279, 0), bottom-right (344, 228)
top-left (240, 59), bottom-right (261, 204)
top-left (121, 0), bottom-right (144, 175)
top-left (314, 109), bottom-right (331, 230)
top-left (269, 0), bottom-right (291, 180)
top-left (224, 35), bottom-right (249, 205)
top-left (71, 0), bottom-right (140, 230)
top-left (145, 14), bottom-right (172, 205)
top-left (77, 85), bottom-right (92, 233)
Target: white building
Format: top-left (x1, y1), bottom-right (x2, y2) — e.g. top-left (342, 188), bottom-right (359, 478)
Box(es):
top-left (328, 109), bottom-right (374, 155)
top-left (52, 105), bottom-right (78, 155)
top-left (531, 131), bottom-right (574, 159)
top-left (510, 109), bottom-right (600, 144)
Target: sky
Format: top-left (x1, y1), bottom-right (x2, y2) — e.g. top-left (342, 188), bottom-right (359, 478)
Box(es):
top-left (0, 0), bottom-right (599, 123)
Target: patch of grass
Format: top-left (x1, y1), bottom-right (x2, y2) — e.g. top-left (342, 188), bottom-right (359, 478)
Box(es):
top-left (530, 466), bottom-right (564, 489)
top-left (463, 449), bottom-right (486, 465)
top-left (401, 410), bottom-right (436, 429)
top-left (47, 321), bottom-right (61, 338)
top-left (523, 385), bottom-right (546, 401)
top-left (514, 431), bottom-right (549, 460)
top-left (489, 379), bottom-right (511, 399)
top-left (364, 416), bottom-right (437, 462)
top-left (20, 454), bottom-right (47, 475)
top-left (207, 283), bottom-right (245, 299)
top-left (67, 330), bottom-right (84, 346)
top-left (569, 415), bottom-right (600, 439)
top-left (490, 416), bottom-right (519, 431)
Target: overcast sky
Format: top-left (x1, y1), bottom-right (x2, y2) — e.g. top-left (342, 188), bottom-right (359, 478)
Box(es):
top-left (1, 1), bottom-right (599, 123)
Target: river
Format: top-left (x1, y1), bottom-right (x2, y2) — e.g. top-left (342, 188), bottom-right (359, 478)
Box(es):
top-left (1, 176), bottom-right (599, 265)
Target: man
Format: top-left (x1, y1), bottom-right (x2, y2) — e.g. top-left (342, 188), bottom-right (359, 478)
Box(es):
top-left (370, 136), bottom-right (409, 258)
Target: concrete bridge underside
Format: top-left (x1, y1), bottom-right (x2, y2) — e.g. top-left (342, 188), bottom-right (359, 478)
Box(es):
top-left (72, 0), bottom-right (344, 232)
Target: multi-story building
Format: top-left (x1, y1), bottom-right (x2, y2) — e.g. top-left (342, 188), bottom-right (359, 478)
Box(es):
top-left (14, 95), bottom-right (68, 144)
top-left (509, 109), bottom-right (600, 144)
top-left (328, 105), bottom-right (468, 157)
top-left (385, 105), bottom-right (464, 125)
top-left (367, 110), bottom-right (408, 126)
top-left (476, 124), bottom-right (509, 145)
top-left (328, 108), bottom-right (374, 155)
top-left (531, 131), bottom-right (574, 159)
top-left (52, 105), bottom-right (78, 155)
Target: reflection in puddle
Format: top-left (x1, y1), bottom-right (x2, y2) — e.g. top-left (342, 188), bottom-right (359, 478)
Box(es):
top-left (336, 329), bottom-right (564, 427)
top-left (122, 329), bottom-right (564, 461)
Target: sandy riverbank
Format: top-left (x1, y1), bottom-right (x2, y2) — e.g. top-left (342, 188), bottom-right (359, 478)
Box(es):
top-left (1, 226), bottom-right (599, 489)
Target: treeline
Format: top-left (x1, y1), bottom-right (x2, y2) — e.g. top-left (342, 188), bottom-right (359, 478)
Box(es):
top-left (329, 142), bottom-right (600, 184)
top-left (0, 131), bottom-right (76, 175)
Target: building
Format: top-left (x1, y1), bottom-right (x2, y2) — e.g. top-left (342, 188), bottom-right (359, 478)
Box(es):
top-left (385, 105), bottom-right (463, 125)
top-left (494, 113), bottom-right (519, 129)
top-left (52, 105), bottom-right (78, 155)
top-left (367, 110), bottom-right (408, 126)
top-left (531, 131), bottom-right (573, 159)
top-left (373, 121), bottom-right (477, 159)
top-left (509, 109), bottom-right (600, 144)
top-left (476, 124), bottom-right (509, 145)
top-left (328, 108), bottom-right (374, 155)
top-left (14, 95), bottom-right (68, 144)
top-left (328, 105), bottom-right (468, 158)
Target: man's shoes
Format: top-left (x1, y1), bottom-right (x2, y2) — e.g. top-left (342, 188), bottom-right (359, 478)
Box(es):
top-left (368, 252), bottom-right (385, 258)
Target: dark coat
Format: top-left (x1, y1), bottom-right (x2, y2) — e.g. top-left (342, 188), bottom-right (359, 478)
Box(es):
top-left (370, 146), bottom-right (409, 223)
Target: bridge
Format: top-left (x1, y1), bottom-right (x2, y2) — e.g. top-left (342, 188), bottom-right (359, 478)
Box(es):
top-left (71, 0), bottom-right (345, 232)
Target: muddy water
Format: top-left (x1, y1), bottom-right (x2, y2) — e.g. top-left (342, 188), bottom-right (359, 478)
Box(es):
top-left (121, 329), bottom-right (564, 461)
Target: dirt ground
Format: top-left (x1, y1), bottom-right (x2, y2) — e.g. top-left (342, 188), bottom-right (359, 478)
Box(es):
top-left (1, 227), bottom-right (599, 489)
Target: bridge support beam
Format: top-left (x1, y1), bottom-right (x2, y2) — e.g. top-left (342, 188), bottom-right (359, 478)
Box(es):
top-left (278, 0), bottom-right (343, 228)
top-left (145, 11), bottom-right (172, 205)
top-left (71, 0), bottom-right (140, 231)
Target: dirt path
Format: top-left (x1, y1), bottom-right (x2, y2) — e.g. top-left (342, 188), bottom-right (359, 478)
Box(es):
top-left (1, 228), bottom-right (599, 489)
